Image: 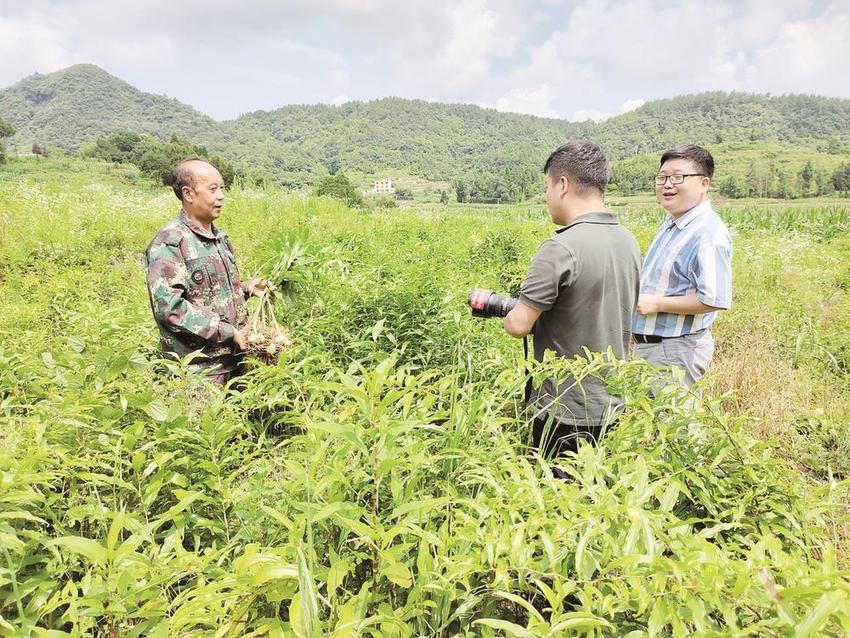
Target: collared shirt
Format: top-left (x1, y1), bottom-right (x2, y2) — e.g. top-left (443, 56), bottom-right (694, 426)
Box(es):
top-left (519, 211), bottom-right (641, 426)
top-left (632, 200), bottom-right (732, 337)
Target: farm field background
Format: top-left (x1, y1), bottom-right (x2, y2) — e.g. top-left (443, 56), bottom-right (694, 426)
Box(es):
top-left (1, 157), bottom-right (849, 636)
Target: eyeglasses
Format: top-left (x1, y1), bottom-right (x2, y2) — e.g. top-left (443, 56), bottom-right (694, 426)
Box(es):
top-left (654, 173), bottom-right (706, 186)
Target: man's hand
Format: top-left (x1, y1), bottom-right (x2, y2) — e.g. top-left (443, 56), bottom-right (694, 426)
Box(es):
top-left (636, 294), bottom-right (662, 315)
top-left (233, 329), bottom-right (247, 351)
top-left (637, 292), bottom-right (721, 316)
top-left (246, 278), bottom-right (275, 298)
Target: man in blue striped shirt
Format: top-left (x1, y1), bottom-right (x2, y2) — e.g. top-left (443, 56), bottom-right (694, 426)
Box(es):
top-left (632, 145), bottom-right (732, 386)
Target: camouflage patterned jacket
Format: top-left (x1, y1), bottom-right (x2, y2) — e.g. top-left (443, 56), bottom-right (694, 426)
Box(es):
top-left (145, 210), bottom-right (250, 371)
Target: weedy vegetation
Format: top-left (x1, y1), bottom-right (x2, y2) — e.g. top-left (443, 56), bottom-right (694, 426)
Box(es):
top-left (0, 157), bottom-right (849, 636)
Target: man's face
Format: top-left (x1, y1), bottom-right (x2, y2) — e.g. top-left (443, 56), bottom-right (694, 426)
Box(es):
top-left (655, 158), bottom-right (710, 217)
top-left (183, 163), bottom-right (225, 226)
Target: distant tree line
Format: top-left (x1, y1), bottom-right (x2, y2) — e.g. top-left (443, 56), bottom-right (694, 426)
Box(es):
top-left (81, 131), bottom-right (236, 187)
top-left (452, 159), bottom-right (542, 204)
top-left (9, 123), bottom-right (849, 204)
top-left (607, 155), bottom-right (850, 199)
top-left (715, 161), bottom-right (850, 199)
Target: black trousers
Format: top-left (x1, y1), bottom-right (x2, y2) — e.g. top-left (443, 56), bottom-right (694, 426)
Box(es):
top-left (532, 417), bottom-right (605, 458)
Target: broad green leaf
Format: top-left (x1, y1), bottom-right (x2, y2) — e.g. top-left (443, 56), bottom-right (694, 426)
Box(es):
top-left (381, 560), bottom-right (412, 588)
top-left (472, 619), bottom-right (537, 638)
top-left (51, 536), bottom-right (108, 565)
top-left (259, 504), bottom-right (295, 530)
top-left (290, 592), bottom-right (306, 638)
top-left (106, 510), bottom-right (125, 554)
top-left (550, 613), bottom-right (613, 632)
top-left (296, 548), bottom-right (320, 638)
top-left (237, 553), bottom-right (298, 586)
top-left (371, 319), bottom-right (385, 341)
top-left (327, 558), bottom-right (352, 593)
top-left (331, 601), bottom-right (360, 638)
top-left (388, 496), bottom-right (450, 521)
top-left (0, 531), bottom-right (25, 554)
top-left (143, 400), bottom-right (168, 422)
top-left (659, 482), bottom-right (679, 511)
top-left (796, 591), bottom-right (847, 638)
top-left (648, 598), bottom-right (667, 638)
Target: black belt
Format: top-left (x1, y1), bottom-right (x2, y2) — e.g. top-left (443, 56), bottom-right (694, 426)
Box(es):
top-left (633, 333), bottom-right (663, 343)
top-left (633, 330), bottom-right (705, 344)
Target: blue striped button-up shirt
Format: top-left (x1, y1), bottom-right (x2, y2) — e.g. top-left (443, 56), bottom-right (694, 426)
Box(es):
top-left (632, 200), bottom-right (732, 337)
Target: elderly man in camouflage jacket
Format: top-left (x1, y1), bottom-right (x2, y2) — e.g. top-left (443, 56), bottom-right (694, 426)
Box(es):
top-left (145, 158), bottom-right (266, 384)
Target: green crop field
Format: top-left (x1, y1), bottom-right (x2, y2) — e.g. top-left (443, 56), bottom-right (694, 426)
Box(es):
top-left (1, 157), bottom-right (849, 636)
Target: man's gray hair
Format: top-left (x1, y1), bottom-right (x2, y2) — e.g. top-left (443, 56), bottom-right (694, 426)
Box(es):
top-left (543, 140), bottom-right (610, 195)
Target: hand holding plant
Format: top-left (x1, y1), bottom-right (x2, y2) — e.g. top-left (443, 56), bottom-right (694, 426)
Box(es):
top-left (233, 328), bottom-right (247, 351)
top-left (243, 288), bottom-right (291, 364)
top-left (246, 278), bottom-right (276, 298)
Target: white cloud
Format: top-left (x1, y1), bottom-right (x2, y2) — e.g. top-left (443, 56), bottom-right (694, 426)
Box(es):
top-left (571, 108), bottom-right (611, 122)
top-left (572, 98), bottom-right (644, 122)
top-left (86, 35), bottom-right (176, 70)
top-left (492, 38), bottom-right (593, 120)
top-left (619, 98), bottom-right (645, 114)
top-left (505, 0), bottom-right (849, 118)
top-left (435, 0), bottom-right (511, 88)
top-left (495, 85), bottom-right (559, 118)
top-left (745, 4), bottom-right (850, 96)
top-left (330, 95), bottom-right (350, 106)
top-left (0, 15), bottom-right (73, 88)
top-left (552, 0), bottom-right (738, 90)
top-left (0, 0), bottom-right (848, 120)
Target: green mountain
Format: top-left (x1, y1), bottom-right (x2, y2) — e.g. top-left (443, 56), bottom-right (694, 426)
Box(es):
top-left (595, 92), bottom-right (850, 158)
top-left (2, 64), bottom-right (849, 187)
top-left (230, 99), bottom-right (591, 180)
top-left (0, 65), bottom-right (224, 152)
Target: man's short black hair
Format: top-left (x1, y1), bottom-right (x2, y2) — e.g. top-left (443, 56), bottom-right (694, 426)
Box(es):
top-left (659, 144), bottom-right (715, 179)
top-left (168, 157), bottom-right (207, 201)
top-left (543, 140), bottom-right (610, 195)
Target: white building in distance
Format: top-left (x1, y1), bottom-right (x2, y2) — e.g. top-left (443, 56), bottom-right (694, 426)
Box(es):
top-left (370, 179), bottom-right (395, 195)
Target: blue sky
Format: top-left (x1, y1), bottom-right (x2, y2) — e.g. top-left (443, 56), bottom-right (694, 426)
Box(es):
top-left (1, 0), bottom-right (848, 122)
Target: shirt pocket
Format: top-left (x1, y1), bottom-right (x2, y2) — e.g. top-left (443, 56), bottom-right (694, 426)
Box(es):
top-left (220, 246), bottom-right (240, 282)
top-left (185, 258), bottom-right (213, 302)
top-left (206, 256), bottom-right (231, 292)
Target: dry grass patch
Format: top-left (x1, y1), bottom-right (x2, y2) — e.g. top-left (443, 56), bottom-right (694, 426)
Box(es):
top-left (707, 318), bottom-right (806, 441)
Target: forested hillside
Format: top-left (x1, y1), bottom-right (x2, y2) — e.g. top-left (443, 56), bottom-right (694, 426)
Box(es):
top-left (230, 98), bottom-right (589, 180)
top-left (1, 64), bottom-right (849, 196)
top-left (0, 65), bottom-right (225, 152)
top-left (595, 92), bottom-right (850, 157)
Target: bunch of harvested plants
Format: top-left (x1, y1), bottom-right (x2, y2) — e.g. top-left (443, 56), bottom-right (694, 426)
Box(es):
top-left (244, 289), bottom-right (291, 364)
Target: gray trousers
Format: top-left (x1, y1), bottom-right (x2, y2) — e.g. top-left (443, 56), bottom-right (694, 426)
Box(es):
top-left (632, 329), bottom-right (715, 387)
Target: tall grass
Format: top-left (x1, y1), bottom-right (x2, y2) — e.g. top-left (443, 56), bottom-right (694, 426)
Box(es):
top-left (0, 163), bottom-right (849, 635)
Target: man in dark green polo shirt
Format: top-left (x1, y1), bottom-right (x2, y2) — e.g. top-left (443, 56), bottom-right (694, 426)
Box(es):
top-left (504, 140), bottom-right (641, 456)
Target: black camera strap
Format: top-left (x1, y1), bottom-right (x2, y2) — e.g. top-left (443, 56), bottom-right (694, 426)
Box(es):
top-left (523, 335), bottom-right (531, 403)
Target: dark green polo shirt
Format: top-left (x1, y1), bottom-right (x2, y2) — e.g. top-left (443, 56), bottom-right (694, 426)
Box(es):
top-left (519, 211), bottom-right (641, 427)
